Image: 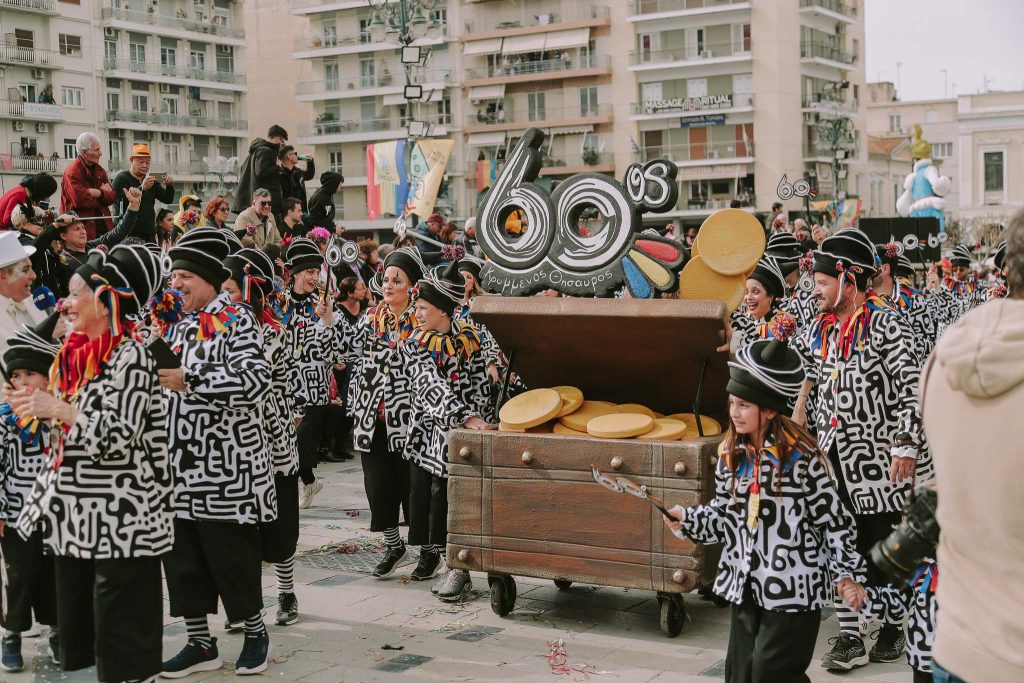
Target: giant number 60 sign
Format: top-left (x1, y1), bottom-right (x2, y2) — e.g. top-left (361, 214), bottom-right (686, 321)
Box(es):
top-left (477, 128), bottom-right (688, 298)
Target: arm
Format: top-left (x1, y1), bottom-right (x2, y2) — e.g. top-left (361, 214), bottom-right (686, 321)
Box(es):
top-left (879, 314), bottom-right (923, 459)
top-left (88, 188), bottom-right (141, 249)
top-left (895, 173), bottom-right (914, 217)
top-left (156, 180), bottom-right (176, 204)
top-left (302, 159), bottom-right (315, 181)
top-left (254, 148), bottom-right (279, 186)
top-left (803, 454), bottom-right (867, 583)
top-left (668, 458), bottom-right (730, 545)
top-left (924, 164), bottom-right (952, 197)
top-left (64, 166), bottom-right (105, 209)
top-left (182, 314), bottom-right (271, 409)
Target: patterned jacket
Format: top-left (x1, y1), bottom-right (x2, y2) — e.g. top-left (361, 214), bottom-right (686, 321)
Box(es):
top-left (274, 290), bottom-right (344, 412)
top-left (0, 405), bottom-right (49, 522)
top-left (400, 319), bottom-right (493, 478)
top-left (781, 272), bottom-right (820, 331)
top-left (16, 342), bottom-right (174, 559)
top-left (164, 293), bottom-right (276, 524)
top-left (888, 281), bottom-right (937, 361)
top-left (793, 293), bottom-right (929, 514)
top-left (673, 437), bottom-right (865, 611)
top-left (258, 308), bottom-right (298, 476)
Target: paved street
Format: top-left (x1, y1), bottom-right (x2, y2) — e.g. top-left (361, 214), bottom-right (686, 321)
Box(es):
top-left (11, 460), bottom-right (914, 682)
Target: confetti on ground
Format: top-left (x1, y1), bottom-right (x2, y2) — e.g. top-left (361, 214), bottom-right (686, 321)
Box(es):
top-left (311, 539), bottom-right (388, 555)
top-left (434, 620), bottom-right (472, 633)
top-left (540, 639), bottom-right (611, 680)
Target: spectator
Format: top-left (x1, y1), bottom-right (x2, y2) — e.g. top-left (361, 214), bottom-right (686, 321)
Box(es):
top-left (438, 220), bottom-right (458, 245)
top-left (155, 208), bottom-right (177, 249)
top-left (357, 240), bottom-right (379, 282)
top-left (376, 242), bottom-right (394, 264)
top-left (110, 143), bottom-right (176, 242)
top-left (235, 189), bottom-right (281, 249)
top-left (0, 232), bottom-right (44, 357)
top-left (276, 146), bottom-right (315, 214)
top-left (278, 197), bottom-right (307, 242)
top-left (306, 171), bottom-right (344, 232)
top-left (412, 213), bottom-right (445, 263)
top-left (0, 173), bottom-right (57, 236)
top-left (922, 208), bottom-right (1024, 683)
top-left (203, 197), bottom-right (231, 232)
top-left (684, 227), bottom-right (699, 248)
top-left (232, 124), bottom-right (287, 215)
top-left (60, 132), bottom-right (116, 240)
top-left (766, 201), bottom-right (785, 234)
top-left (172, 195), bottom-right (204, 232)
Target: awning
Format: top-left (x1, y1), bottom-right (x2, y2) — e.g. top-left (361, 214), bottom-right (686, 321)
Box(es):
top-left (543, 27), bottom-right (590, 51)
top-left (464, 37), bottom-right (503, 56)
top-left (469, 84), bottom-right (505, 101)
top-left (468, 132), bottom-right (506, 146)
top-left (502, 33), bottom-right (546, 55)
top-left (546, 124), bottom-right (594, 135)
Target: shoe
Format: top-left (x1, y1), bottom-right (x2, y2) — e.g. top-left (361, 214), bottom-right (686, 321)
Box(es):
top-left (869, 623), bottom-right (907, 663)
top-left (410, 549), bottom-right (442, 581)
top-left (372, 544), bottom-right (408, 578)
top-left (160, 638), bottom-right (222, 679)
top-left (320, 450), bottom-right (347, 463)
top-left (437, 569), bottom-right (473, 602)
top-left (21, 622), bottom-right (42, 638)
top-left (821, 634), bottom-right (869, 671)
top-left (224, 618), bottom-right (244, 632)
top-left (431, 568), bottom-right (451, 594)
top-left (275, 592), bottom-right (299, 626)
top-left (1, 633), bottom-right (23, 673)
top-left (300, 480), bottom-right (323, 509)
top-left (235, 631), bottom-right (270, 675)
top-left (48, 632), bottom-right (61, 665)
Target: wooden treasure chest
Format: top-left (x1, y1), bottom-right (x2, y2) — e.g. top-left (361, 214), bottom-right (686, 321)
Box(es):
top-left (445, 296), bottom-right (729, 636)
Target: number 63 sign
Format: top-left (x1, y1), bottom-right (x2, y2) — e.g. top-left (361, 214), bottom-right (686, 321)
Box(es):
top-left (477, 128), bottom-right (688, 298)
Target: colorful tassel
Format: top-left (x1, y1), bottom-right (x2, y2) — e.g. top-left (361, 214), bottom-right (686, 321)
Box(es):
top-left (811, 292), bottom-right (895, 360)
top-left (195, 305), bottom-right (242, 341)
top-left (90, 274), bottom-right (135, 336)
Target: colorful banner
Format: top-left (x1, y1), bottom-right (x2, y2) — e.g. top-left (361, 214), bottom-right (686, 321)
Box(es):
top-left (833, 198), bottom-right (862, 230)
top-left (476, 157), bottom-right (497, 194)
top-left (406, 138), bottom-right (454, 219)
top-left (366, 140), bottom-right (408, 220)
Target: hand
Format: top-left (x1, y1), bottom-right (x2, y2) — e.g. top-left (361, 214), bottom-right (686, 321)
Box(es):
top-left (330, 397), bottom-right (343, 406)
top-left (812, 225), bottom-right (829, 245)
top-left (293, 416), bottom-right (302, 428)
top-left (275, 258), bottom-right (285, 271)
top-left (662, 505), bottom-right (684, 535)
top-left (334, 225), bottom-right (346, 236)
top-left (87, 188), bottom-right (102, 198)
top-left (890, 455), bottom-right (916, 483)
top-left (716, 323), bottom-right (733, 353)
top-left (51, 315), bottom-right (67, 340)
top-left (124, 186), bottom-right (142, 210)
top-left (141, 175), bottom-right (156, 191)
top-left (837, 577), bottom-right (866, 611)
top-left (486, 363), bottom-right (499, 384)
top-left (463, 416), bottom-right (495, 430)
top-left (926, 267), bottom-right (939, 291)
top-left (100, 182), bottom-right (113, 194)
top-left (0, 519), bottom-right (5, 537)
top-left (158, 368), bottom-right (187, 392)
top-left (6, 387), bottom-right (73, 421)
top-left (334, 362), bottom-right (346, 371)
top-left (792, 398), bottom-right (808, 427)
top-left (163, 174), bottom-right (175, 186)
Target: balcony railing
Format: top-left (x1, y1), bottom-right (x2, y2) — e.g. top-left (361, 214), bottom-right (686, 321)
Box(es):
top-left (468, 103), bottom-right (611, 127)
top-left (540, 152), bottom-right (612, 170)
top-left (631, 93), bottom-right (753, 115)
top-left (106, 109), bottom-right (247, 130)
top-left (295, 68), bottom-right (451, 96)
top-left (629, 0), bottom-right (748, 16)
top-left (302, 114), bottom-right (447, 137)
top-left (466, 54), bottom-right (609, 80)
top-left (0, 99), bottom-right (62, 120)
top-left (629, 41), bottom-right (750, 67)
top-left (800, 42), bottom-right (856, 65)
top-left (0, 155), bottom-right (72, 173)
top-left (294, 25), bottom-right (446, 51)
top-left (101, 7), bottom-right (245, 39)
top-left (103, 58), bottom-right (245, 85)
top-left (799, 0), bottom-right (856, 18)
top-left (107, 159), bottom-right (215, 175)
top-left (638, 139), bottom-right (754, 162)
top-left (0, 44), bottom-right (61, 67)
top-left (0, 0), bottom-right (57, 13)
top-left (464, 5), bottom-right (609, 33)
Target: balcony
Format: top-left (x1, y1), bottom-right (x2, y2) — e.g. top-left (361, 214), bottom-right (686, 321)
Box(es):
top-left (631, 93), bottom-right (754, 119)
top-left (466, 103), bottom-right (613, 134)
top-left (290, 0), bottom-right (382, 16)
top-left (0, 155), bottom-right (72, 174)
top-left (103, 58), bottom-right (246, 90)
top-left (800, 42), bottom-right (857, 69)
top-left (799, 0), bottom-right (857, 22)
top-left (105, 110), bottom-right (248, 136)
top-left (100, 7), bottom-right (245, 43)
top-left (293, 28), bottom-right (446, 59)
top-left (0, 0), bottom-right (58, 15)
top-left (639, 139), bottom-right (754, 166)
top-left (465, 54), bottom-right (611, 86)
top-left (629, 42), bottom-right (751, 71)
top-left (540, 151), bottom-right (614, 176)
top-left (0, 99), bottom-right (63, 121)
top-left (0, 44), bottom-right (62, 69)
top-left (461, 6), bottom-right (610, 39)
top-left (298, 114), bottom-right (450, 144)
top-left (629, 0), bottom-right (751, 21)
top-left (295, 68), bottom-right (451, 101)
top-left (802, 95), bottom-right (858, 118)
top-left (106, 158), bottom-right (216, 178)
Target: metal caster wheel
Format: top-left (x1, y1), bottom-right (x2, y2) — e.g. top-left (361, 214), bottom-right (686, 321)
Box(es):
top-left (658, 592), bottom-right (685, 637)
top-left (554, 579), bottom-right (572, 590)
top-left (488, 574), bottom-right (516, 616)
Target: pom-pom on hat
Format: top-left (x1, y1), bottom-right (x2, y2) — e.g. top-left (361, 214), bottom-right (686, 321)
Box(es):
top-left (225, 248), bottom-right (276, 303)
top-left (168, 227), bottom-right (231, 288)
top-left (727, 329), bottom-right (804, 414)
top-left (875, 241), bottom-right (904, 271)
top-left (76, 245), bottom-right (164, 334)
top-left (949, 244), bottom-right (973, 267)
top-left (383, 245), bottom-right (425, 285)
top-left (994, 241), bottom-right (1007, 271)
top-left (3, 312), bottom-right (60, 375)
top-left (748, 256), bottom-right (788, 299)
top-left (417, 260), bottom-right (466, 316)
top-left (284, 238), bottom-right (324, 273)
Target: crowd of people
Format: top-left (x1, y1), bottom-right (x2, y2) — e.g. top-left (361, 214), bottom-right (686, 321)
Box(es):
top-left (0, 125), bottom-right (1016, 683)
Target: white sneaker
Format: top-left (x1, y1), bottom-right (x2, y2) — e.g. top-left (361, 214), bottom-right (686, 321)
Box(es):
top-left (300, 480), bottom-right (323, 509)
top-left (21, 623), bottom-right (42, 638)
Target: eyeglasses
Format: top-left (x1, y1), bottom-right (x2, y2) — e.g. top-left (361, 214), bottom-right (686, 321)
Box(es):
top-left (217, 206), bottom-right (229, 213)
top-left (257, 201), bottom-right (271, 207)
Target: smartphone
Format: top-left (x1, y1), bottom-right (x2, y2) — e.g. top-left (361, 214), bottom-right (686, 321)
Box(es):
top-left (147, 337), bottom-right (181, 369)
top-left (148, 172), bottom-right (166, 184)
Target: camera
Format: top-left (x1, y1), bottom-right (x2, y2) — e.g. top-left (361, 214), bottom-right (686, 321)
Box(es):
top-left (869, 484), bottom-right (939, 583)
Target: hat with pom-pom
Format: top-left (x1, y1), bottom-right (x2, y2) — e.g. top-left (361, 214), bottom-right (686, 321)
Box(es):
top-left (950, 244), bottom-right (973, 267)
top-left (748, 256), bottom-right (788, 299)
top-left (727, 321), bottom-right (804, 414)
top-left (417, 258), bottom-right (465, 316)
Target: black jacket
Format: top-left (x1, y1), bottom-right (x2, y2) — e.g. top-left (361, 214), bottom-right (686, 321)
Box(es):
top-left (232, 138), bottom-right (281, 213)
top-left (277, 160), bottom-right (316, 213)
top-left (307, 171), bottom-right (344, 230)
top-left (110, 170), bottom-right (175, 242)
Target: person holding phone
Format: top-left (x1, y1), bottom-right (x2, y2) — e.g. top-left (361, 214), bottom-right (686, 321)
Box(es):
top-left (111, 144), bottom-right (175, 243)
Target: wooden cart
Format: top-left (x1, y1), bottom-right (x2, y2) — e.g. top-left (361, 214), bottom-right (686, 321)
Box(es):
top-left (445, 296), bottom-right (729, 636)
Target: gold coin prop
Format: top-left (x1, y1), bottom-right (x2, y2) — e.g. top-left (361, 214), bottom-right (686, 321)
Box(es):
top-left (637, 418), bottom-right (688, 441)
top-left (499, 388), bottom-right (563, 430)
top-left (666, 413), bottom-right (723, 437)
top-left (587, 413), bottom-right (656, 439)
top-left (615, 403), bottom-right (656, 418)
top-left (696, 209), bottom-right (766, 276)
top-left (499, 422), bottom-right (525, 432)
top-left (552, 386), bottom-right (584, 417)
top-left (678, 256), bottom-right (746, 311)
top-left (558, 400), bottom-right (617, 432)
top-left (552, 422), bottom-right (590, 437)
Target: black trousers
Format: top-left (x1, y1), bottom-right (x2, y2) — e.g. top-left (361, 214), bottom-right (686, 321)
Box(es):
top-left (724, 585), bottom-right (820, 683)
top-left (163, 518), bottom-right (263, 623)
top-left (361, 421), bottom-right (409, 533)
top-left (54, 555), bottom-right (163, 683)
top-left (297, 403), bottom-right (332, 471)
top-left (260, 473), bottom-right (300, 563)
top-left (407, 463), bottom-right (447, 547)
top-left (326, 403), bottom-right (353, 453)
top-left (0, 528), bottom-right (57, 631)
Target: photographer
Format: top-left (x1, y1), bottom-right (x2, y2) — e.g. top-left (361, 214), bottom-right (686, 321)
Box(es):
top-left (110, 143), bottom-right (175, 242)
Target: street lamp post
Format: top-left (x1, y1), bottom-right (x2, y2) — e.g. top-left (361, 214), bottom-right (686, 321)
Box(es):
top-left (815, 80), bottom-right (855, 201)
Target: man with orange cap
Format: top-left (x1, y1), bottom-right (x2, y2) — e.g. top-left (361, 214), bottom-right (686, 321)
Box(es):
top-left (111, 143), bottom-right (176, 243)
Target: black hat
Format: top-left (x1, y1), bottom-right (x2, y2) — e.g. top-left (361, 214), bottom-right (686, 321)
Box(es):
top-left (765, 232), bottom-right (803, 276)
top-left (319, 171), bottom-right (344, 193)
top-left (895, 254), bottom-right (916, 279)
top-left (284, 238), bottom-right (324, 273)
top-left (222, 229), bottom-right (244, 255)
top-left (813, 228), bottom-right (877, 290)
top-left (993, 241), bottom-right (1007, 271)
top-left (383, 246), bottom-right (424, 284)
top-left (457, 253), bottom-right (484, 282)
top-left (748, 256), bottom-right (787, 299)
top-left (950, 244), bottom-right (973, 267)
top-left (3, 312), bottom-right (60, 375)
top-left (168, 227), bottom-right (231, 288)
top-left (417, 261), bottom-right (465, 316)
top-left (727, 337), bottom-right (804, 414)
top-left (225, 248), bottom-right (276, 303)
top-left (875, 241), bottom-right (904, 270)
top-left (76, 245), bottom-right (164, 333)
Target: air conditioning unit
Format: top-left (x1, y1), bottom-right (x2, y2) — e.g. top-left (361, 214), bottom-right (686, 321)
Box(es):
top-left (217, 45), bottom-right (231, 55)
top-left (159, 83), bottom-right (172, 93)
top-left (36, 122), bottom-right (48, 133)
top-left (104, 27), bottom-right (116, 38)
top-left (31, 68), bottom-right (44, 79)
top-left (12, 121), bottom-right (24, 131)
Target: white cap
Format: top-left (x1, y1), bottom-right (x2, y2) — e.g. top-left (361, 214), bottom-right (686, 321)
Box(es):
top-left (0, 231), bottom-right (36, 269)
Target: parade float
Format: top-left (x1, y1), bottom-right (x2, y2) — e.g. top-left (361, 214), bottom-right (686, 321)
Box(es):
top-left (443, 128), bottom-right (767, 637)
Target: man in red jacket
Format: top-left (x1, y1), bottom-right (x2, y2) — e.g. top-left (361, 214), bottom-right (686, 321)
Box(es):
top-left (60, 132), bottom-right (115, 240)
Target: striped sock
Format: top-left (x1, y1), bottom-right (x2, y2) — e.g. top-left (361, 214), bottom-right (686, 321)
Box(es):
top-left (243, 614), bottom-right (266, 637)
top-left (383, 527), bottom-right (403, 550)
top-left (835, 604), bottom-right (861, 637)
top-left (276, 556), bottom-right (295, 594)
top-left (185, 617), bottom-right (212, 648)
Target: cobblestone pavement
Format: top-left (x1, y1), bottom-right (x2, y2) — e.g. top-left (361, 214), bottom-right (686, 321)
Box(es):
top-left (11, 460), bottom-right (914, 682)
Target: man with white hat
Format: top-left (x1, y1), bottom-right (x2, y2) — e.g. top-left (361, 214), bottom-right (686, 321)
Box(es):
top-left (0, 232), bottom-right (44, 357)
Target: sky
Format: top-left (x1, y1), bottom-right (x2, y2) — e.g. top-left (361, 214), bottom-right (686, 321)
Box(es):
top-left (864, 0), bottom-right (1024, 102)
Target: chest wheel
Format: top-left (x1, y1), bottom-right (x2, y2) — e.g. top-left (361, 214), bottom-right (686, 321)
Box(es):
top-left (488, 574), bottom-right (516, 616)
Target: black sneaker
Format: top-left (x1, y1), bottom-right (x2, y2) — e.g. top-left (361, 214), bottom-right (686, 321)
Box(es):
top-left (410, 549), bottom-right (442, 581)
top-left (821, 634), bottom-right (869, 671)
top-left (869, 623), bottom-right (907, 663)
top-left (276, 592), bottom-right (299, 626)
top-left (372, 544), bottom-right (408, 578)
top-left (161, 638), bottom-right (222, 679)
top-left (1, 633), bottom-right (23, 673)
top-left (235, 631), bottom-right (270, 675)
top-left (48, 632), bottom-right (61, 665)
top-left (224, 618), bottom-right (244, 632)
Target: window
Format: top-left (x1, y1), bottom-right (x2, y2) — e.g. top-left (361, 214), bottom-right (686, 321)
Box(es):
top-left (161, 97), bottom-right (178, 115)
top-left (323, 22), bottom-right (337, 46)
top-left (14, 29), bottom-right (33, 49)
top-left (129, 41), bottom-right (146, 66)
top-left (19, 137), bottom-right (38, 156)
top-left (528, 91), bottom-right (546, 121)
top-left (106, 91), bottom-right (120, 112)
top-left (324, 62), bottom-right (339, 90)
top-left (436, 97), bottom-right (451, 125)
top-left (132, 94), bottom-right (149, 113)
top-left (58, 34), bottom-right (82, 56)
top-left (984, 151), bottom-right (1004, 191)
top-left (162, 144), bottom-right (179, 165)
top-left (711, 179), bottom-right (731, 195)
top-left (109, 138), bottom-right (123, 161)
top-left (888, 113), bottom-right (901, 132)
top-left (932, 142), bottom-right (953, 158)
top-left (358, 18), bottom-right (370, 44)
top-left (216, 49), bottom-right (233, 73)
top-left (328, 148), bottom-right (343, 172)
top-left (61, 86), bottom-right (83, 108)
top-left (105, 39), bottom-right (117, 61)
top-left (430, 8), bottom-right (447, 28)
top-left (63, 139), bottom-right (76, 159)
top-left (359, 55), bottom-right (375, 87)
top-left (579, 86), bottom-right (598, 117)
top-left (190, 49), bottom-right (206, 71)
top-left (161, 46), bottom-right (177, 67)
top-left (17, 84), bottom-right (36, 103)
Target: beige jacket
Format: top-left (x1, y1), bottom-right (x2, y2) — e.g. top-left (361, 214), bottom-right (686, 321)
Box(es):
top-left (923, 298), bottom-right (1024, 683)
top-left (234, 207), bottom-right (281, 249)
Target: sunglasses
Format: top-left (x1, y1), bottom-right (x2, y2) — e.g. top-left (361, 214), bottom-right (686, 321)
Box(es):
top-left (258, 201), bottom-right (271, 207)
top-left (217, 206), bottom-right (229, 213)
